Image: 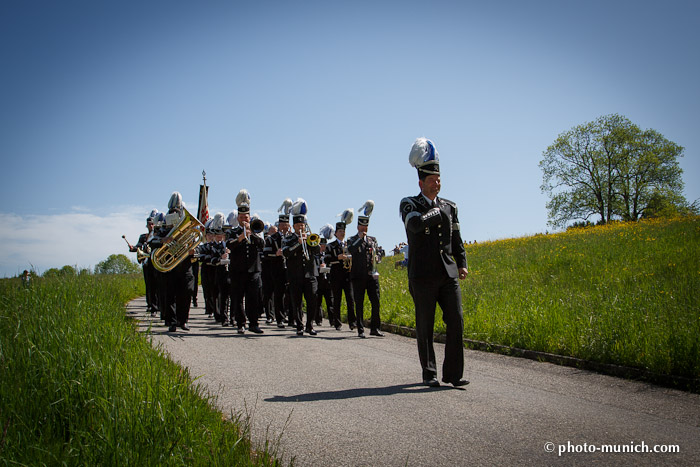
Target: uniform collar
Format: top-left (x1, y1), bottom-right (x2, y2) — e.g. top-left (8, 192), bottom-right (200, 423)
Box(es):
top-left (421, 193), bottom-right (439, 207)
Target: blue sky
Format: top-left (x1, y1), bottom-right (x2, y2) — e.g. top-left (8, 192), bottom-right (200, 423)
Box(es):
top-left (1, 0), bottom-right (698, 277)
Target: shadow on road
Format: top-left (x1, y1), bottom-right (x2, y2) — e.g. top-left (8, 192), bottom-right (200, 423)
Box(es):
top-left (265, 383), bottom-right (461, 402)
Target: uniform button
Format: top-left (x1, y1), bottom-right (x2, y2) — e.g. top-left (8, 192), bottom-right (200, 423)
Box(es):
top-left (438, 224), bottom-right (442, 228)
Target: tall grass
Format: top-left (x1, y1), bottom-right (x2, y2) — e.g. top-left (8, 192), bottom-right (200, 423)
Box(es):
top-left (0, 274), bottom-right (281, 466)
top-left (379, 216), bottom-right (700, 380)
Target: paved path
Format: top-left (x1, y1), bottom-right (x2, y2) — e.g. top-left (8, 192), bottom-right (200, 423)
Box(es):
top-left (126, 291), bottom-right (700, 466)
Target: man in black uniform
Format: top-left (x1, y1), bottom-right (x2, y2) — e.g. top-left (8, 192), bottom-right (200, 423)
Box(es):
top-left (316, 224), bottom-right (335, 327)
top-left (226, 196), bottom-right (264, 334)
top-left (151, 192), bottom-right (195, 332)
top-left (348, 202), bottom-right (383, 339)
top-left (400, 137), bottom-right (469, 388)
top-left (132, 209), bottom-right (158, 315)
top-left (282, 199), bottom-right (320, 336)
top-left (324, 210), bottom-right (355, 330)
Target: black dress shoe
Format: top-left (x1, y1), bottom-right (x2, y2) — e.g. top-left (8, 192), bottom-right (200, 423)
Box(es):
top-left (423, 378), bottom-right (441, 388)
top-left (358, 331), bottom-right (366, 338)
top-left (370, 329), bottom-right (384, 337)
top-left (249, 326), bottom-right (264, 334)
top-left (296, 329), bottom-right (304, 336)
top-left (168, 325), bottom-right (177, 332)
top-left (306, 328), bottom-right (318, 336)
top-left (349, 323), bottom-right (356, 331)
top-left (277, 322), bottom-right (286, 329)
top-left (442, 378), bottom-right (470, 387)
top-left (180, 323), bottom-right (190, 331)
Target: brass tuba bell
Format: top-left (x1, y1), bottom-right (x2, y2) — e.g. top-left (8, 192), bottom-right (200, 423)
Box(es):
top-left (151, 208), bottom-right (205, 273)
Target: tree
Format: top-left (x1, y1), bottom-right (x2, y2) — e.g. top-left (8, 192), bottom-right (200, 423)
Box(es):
top-left (540, 114), bottom-right (687, 227)
top-left (94, 254), bottom-right (141, 275)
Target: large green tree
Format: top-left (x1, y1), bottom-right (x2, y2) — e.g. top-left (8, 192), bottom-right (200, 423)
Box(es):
top-left (94, 254), bottom-right (141, 275)
top-left (540, 114), bottom-right (687, 227)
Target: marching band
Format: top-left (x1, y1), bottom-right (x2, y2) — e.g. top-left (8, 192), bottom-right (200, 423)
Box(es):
top-left (128, 188), bottom-right (386, 337)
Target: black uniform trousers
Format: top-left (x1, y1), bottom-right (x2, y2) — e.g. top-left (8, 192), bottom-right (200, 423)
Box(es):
top-left (352, 275), bottom-right (380, 333)
top-left (163, 260), bottom-right (194, 327)
top-left (201, 263), bottom-right (218, 316)
top-left (331, 275), bottom-right (355, 326)
top-left (409, 274), bottom-right (464, 381)
top-left (215, 266), bottom-right (230, 324)
top-left (269, 263), bottom-right (288, 325)
top-left (288, 275), bottom-right (318, 332)
top-left (229, 270), bottom-right (262, 328)
top-left (261, 262), bottom-right (275, 322)
top-left (316, 274), bottom-right (333, 324)
top-left (143, 261), bottom-right (159, 312)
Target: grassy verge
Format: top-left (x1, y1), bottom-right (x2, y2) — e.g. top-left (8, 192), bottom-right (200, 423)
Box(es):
top-left (0, 274), bottom-right (281, 466)
top-left (376, 216), bottom-right (700, 381)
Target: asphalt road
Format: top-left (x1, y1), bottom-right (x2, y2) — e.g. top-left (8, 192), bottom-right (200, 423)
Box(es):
top-left (126, 291), bottom-right (700, 466)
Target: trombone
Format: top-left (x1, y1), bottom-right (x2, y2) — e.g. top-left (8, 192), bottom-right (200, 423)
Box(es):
top-left (301, 224), bottom-right (320, 260)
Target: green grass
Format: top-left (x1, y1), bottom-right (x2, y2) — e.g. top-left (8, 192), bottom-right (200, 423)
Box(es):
top-left (378, 216), bottom-right (700, 381)
top-left (0, 274), bottom-right (282, 466)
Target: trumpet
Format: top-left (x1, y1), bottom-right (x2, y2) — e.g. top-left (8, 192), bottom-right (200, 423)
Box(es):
top-left (151, 208), bottom-right (205, 273)
top-left (242, 218), bottom-right (265, 243)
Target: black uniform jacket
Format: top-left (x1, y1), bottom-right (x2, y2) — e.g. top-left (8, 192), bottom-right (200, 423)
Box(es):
top-left (262, 231), bottom-right (286, 268)
top-left (282, 232), bottom-right (320, 279)
top-left (226, 226), bottom-right (264, 273)
top-left (399, 193), bottom-right (467, 280)
top-left (324, 239), bottom-right (351, 281)
top-left (347, 233), bottom-right (378, 279)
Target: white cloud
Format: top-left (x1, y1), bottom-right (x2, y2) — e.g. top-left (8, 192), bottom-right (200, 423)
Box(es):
top-left (0, 206), bottom-right (152, 277)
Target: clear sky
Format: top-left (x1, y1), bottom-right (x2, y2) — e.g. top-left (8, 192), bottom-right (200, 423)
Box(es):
top-left (1, 0), bottom-right (698, 277)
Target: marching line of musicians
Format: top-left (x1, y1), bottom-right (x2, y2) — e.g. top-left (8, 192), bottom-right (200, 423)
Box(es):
top-left (131, 192), bottom-right (386, 338)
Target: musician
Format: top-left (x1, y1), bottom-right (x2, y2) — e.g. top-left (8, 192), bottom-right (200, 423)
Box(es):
top-left (197, 213), bottom-right (227, 321)
top-left (315, 225), bottom-right (335, 326)
top-left (325, 210), bottom-right (356, 330)
top-left (196, 220), bottom-right (215, 317)
top-left (226, 200), bottom-right (264, 334)
top-left (282, 199), bottom-right (320, 336)
top-left (151, 192), bottom-right (195, 332)
top-left (131, 209), bottom-right (158, 315)
top-left (265, 199), bottom-right (293, 328)
top-left (347, 203), bottom-right (383, 338)
top-left (261, 222), bottom-right (276, 325)
top-left (400, 137), bottom-right (469, 387)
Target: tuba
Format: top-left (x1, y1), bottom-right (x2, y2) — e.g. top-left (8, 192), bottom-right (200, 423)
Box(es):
top-left (151, 208), bottom-right (205, 273)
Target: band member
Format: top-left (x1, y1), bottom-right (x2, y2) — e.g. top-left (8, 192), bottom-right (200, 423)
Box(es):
top-left (151, 192), bottom-right (195, 332)
top-left (131, 209), bottom-right (159, 315)
top-left (316, 224), bottom-right (335, 326)
top-left (325, 209), bottom-right (356, 330)
top-left (264, 199), bottom-right (293, 328)
top-left (282, 198), bottom-right (320, 336)
top-left (226, 190), bottom-right (264, 334)
top-left (260, 222), bottom-right (276, 324)
top-left (348, 201), bottom-right (383, 338)
top-left (196, 219), bottom-right (216, 317)
top-left (400, 137), bottom-right (469, 387)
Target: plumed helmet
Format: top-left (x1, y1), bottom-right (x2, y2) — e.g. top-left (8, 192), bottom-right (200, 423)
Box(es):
top-left (147, 209), bottom-right (159, 222)
top-left (210, 212), bottom-right (225, 234)
top-left (227, 210), bottom-right (239, 228)
top-left (357, 200), bottom-right (374, 226)
top-left (336, 208), bottom-right (353, 231)
top-left (409, 137), bottom-right (440, 179)
top-left (168, 192), bottom-right (183, 211)
top-left (291, 198), bottom-right (308, 224)
top-left (236, 189), bottom-right (251, 213)
top-left (278, 198), bottom-right (293, 223)
top-left (278, 198), bottom-right (293, 214)
top-left (319, 223), bottom-right (335, 240)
